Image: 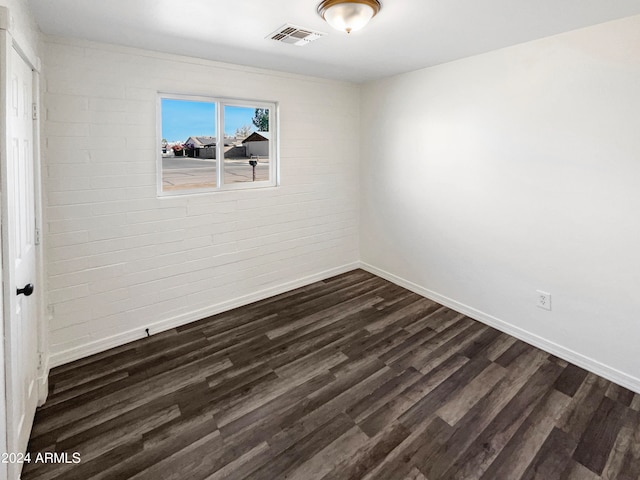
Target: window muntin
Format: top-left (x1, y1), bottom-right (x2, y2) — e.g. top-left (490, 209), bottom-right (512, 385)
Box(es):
top-left (158, 94), bottom-right (277, 195)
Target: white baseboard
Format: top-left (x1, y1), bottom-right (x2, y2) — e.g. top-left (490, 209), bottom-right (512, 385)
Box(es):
top-left (49, 262), bottom-right (360, 368)
top-left (360, 262), bottom-right (640, 394)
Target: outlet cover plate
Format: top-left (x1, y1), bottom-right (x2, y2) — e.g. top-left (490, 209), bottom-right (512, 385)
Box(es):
top-left (536, 290), bottom-right (551, 311)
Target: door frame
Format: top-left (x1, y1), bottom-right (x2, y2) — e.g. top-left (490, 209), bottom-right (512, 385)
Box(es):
top-left (0, 7), bottom-right (46, 477)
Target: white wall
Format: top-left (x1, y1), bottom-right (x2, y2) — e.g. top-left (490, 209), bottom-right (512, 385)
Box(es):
top-left (42, 37), bottom-right (360, 366)
top-left (360, 15), bottom-right (640, 391)
top-left (0, 0), bottom-right (39, 58)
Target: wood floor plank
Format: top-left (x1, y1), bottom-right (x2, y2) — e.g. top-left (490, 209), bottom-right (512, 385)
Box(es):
top-left (357, 354), bottom-right (469, 437)
top-left (602, 409), bottom-right (640, 480)
top-left (558, 372), bottom-right (610, 442)
top-left (495, 340), bottom-right (534, 368)
top-left (458, 327), bottom-right (502, 359)
top-left (91, 414), bottom-right (220, 480)
top-left (614, 416), bottom-right (640, 480)
top-left (265, 291), bottom-right (383, 340)
top-left (276, 363), bottom-right (396, 444)
top-left (348, 325), bottom-right (414, 363)
top-left (479, 389), bottom-right (571, 480)
top-left (390, 316), bottom-right (473, 372)
top-left (520, 427), bottom-right (578, 480)
top-left (378, 326), bottom-right (438, 365)
top-left (572, 396), bottom-right (630, 475)
top-left (216, 369), bottom-right (335, 434)
top-left (554, 363), bottom-right (589, 398)
top-left (364, 297), bottom-right (442, 333)
top-left (416, 322), bottom-right (488, 374)
top-left (404, 467), bottom-right (429, 480)
top-left (23, 269), bottom-right (639, 480)
top-left (605, 383), bottom-right (635, 407)
top-left (285, 425), bottom-right (369, 480)
top-left (129, 429), bottom-right (224, 480)
top-left (412, 349), bottom-right (550, 479)
top-left (438, 361), bottom-right (564, 480)
top-left (563, 461), bottom-right (602, 480)
top-left (346, 367), bottom-right (422, 423)
top-left (362, 416), bottom-right (452, 480)
top-left (320, 421), bottom-right (411, 480)
top-left (483, 333), bottom-right (517, 362)
top-left (435, 362), bottom-right (506, 427)
top-left (202, 442), bottom-right (270, 480)
top-left (398, 355), bottom-right (492, 430)
top-left (243, 413), bottom-right (355, 480)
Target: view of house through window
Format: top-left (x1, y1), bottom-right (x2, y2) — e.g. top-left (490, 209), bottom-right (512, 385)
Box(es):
top-left (224, 105), bottom-right (270, 185)
top-left (159, 95), bottom-right (276, 194)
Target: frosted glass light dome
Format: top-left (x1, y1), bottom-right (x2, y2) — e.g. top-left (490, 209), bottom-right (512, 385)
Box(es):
top-left (318, 0), bottom-right (381, 34)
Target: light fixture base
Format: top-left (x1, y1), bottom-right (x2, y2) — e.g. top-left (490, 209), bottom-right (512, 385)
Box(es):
top-left (317, 0), bottom-right (382, 33)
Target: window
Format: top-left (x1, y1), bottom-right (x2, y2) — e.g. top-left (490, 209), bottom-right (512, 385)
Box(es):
top-left (158, 94), bottom-right (277, 195)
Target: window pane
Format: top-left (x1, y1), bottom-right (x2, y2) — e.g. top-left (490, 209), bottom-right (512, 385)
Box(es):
top-left (223, 105), bottom-right (270, 185)
top-left (161, 98), bottom-right (217, 192)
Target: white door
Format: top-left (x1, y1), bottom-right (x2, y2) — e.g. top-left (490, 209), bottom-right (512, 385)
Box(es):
top-left (3, 45), bottom-right (38, 468)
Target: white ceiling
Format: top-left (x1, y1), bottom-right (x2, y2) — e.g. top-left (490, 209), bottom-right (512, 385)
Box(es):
top-left (27, 0), bottom-right (640, 83)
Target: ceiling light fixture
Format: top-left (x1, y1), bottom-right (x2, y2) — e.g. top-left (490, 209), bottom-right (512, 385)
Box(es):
top-left (317, 0), bottom-right (381, 34)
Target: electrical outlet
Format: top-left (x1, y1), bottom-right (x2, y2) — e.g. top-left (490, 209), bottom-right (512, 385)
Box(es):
top-left (536, 290), bottom-right (551, 311)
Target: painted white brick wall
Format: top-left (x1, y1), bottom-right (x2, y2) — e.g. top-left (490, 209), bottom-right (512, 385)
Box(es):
top-left (42, 36), bottom-right (360, 365)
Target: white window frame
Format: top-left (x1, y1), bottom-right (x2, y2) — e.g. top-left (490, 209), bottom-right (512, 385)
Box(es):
top-left (157, 93), bottom-right (278, 196)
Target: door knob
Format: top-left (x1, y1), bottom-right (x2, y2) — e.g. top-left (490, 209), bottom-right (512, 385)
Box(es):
top-left (17, 284), bottom-right (34, 296)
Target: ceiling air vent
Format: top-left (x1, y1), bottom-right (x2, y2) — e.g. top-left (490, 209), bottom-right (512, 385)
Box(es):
top-left (268, 24), bottom-right (326, 47)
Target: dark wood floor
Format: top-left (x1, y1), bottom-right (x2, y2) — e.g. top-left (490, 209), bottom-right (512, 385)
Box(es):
top-left (23, 269), bottom-right (640, 480)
